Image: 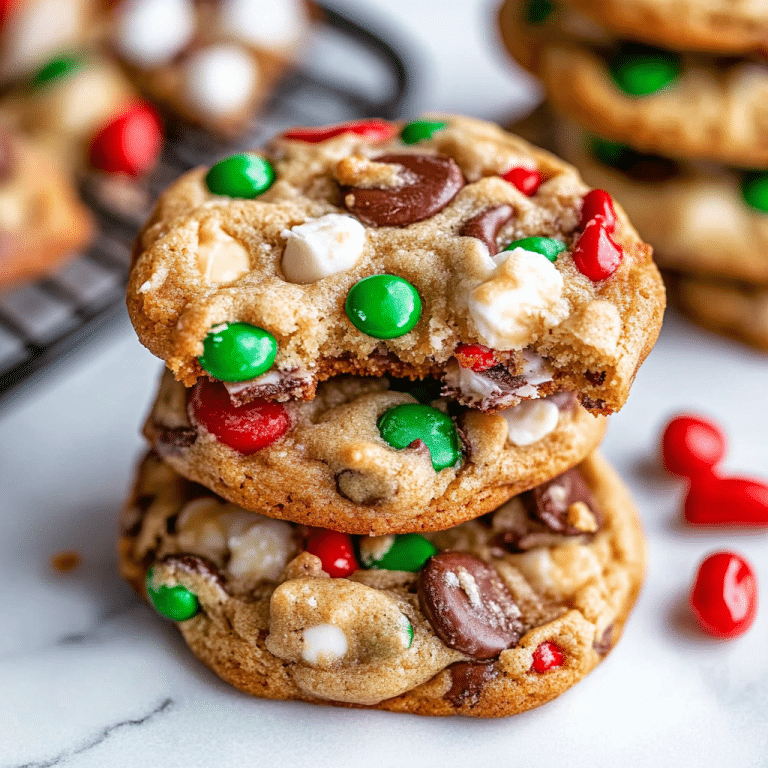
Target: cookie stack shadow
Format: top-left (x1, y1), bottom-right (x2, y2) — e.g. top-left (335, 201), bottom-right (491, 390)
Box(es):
top-left (120, 114), bottom-right (662, 716)
top-left (500, 0), bottom-right (768, 351)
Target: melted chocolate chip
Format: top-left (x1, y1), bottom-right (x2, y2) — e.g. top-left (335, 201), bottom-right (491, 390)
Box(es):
top-left (585, 370), bottom-right (606, 386)
top-left (445, 661), bottom-right (497, 707)
top-left (342, 153), bottom-right (464, 226)
top-left (153, 424), bottom-right (197, 455)
top-left (459, 205), bottom-right (514, 255)
top-left (594, 623), bottom-right (614, 655)
top-left (162, 553), bottom-right (223, 585)
top-left (418, 552), bottom-right (523, 660)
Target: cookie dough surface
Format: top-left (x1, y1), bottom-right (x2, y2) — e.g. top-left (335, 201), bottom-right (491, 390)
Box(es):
top-left (120, 450), bottom-right (645, 716)
top-left (128, 114), bottom-right (664, 415)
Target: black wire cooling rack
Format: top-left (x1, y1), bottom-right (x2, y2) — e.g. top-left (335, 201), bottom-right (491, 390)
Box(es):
top-left (0, 3), bottom-right (412, 405)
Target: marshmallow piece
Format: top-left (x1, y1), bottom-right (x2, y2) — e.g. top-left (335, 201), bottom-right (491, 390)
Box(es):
top-left (501, 399), bottom-right (560, 446)
top-left (301, 624), bottom-right (348, 666)
top-left (218, 0), bottom-right (305, 49)
top-left (184, 44), bottom-right (258, 119)
top-left (196, 225), bottom-right (250, 284)
top-left (115, 0), bottom-right (196, 67)
top-left (226, 515), bottom-right (295, 582)
top-left (467, 248), bottom-right (567, 350)
top-left (281, 214), bottom-right (366, 284)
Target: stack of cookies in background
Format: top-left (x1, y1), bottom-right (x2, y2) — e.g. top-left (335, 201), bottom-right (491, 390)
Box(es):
top-left (499, 0), bottom-right (768, 351)
top-left (121, 114), bottom-right (665, 715)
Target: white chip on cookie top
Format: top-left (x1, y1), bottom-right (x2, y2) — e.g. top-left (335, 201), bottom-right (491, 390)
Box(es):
top-left (196, 223), bottom-right (251, 285)
top-left (467, 248), bottom-right (568, 350)
top-left (501, 399), bottom-right (560, 446)
top-left (183, 44), bottom-right (258, 119)
top-left (301, 623), bottom-right (348, 666)
top-left (217, 0), bottom-right (306, 49)
top-left (115, 0), bottom-right (196, 67)
top-left (281, 214), bottom-right (367, 284)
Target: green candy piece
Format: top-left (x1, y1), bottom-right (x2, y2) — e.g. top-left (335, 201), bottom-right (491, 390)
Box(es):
top-left (146, 567), bottom-right (200, 621)
top-left (345, 275), bottom-right (421, 339)
top-left (377, 403), bottom-right (462, 471)
top-left (205, 153), bottom-right (275, 198)
top-left (361, 533), bottom-right (438, 572)
top-left (198, 322), bottom-right (277, 382)
top-left (403, 617), bottom-right (414, 649)
top-left (31, 54), bottom-right (83, 88)
top-left (741, 172), bottom-right (768, 213)
top-left (400, 120), bottom-right (447, 145)
top-left (609, 45), bottom-right (680, 96)
top-left (525, 0), bottom-right (554, 24)
top-left (504, 236), bottom-right (566, 262)
top-left (589, 136), bottom-right (630, 167)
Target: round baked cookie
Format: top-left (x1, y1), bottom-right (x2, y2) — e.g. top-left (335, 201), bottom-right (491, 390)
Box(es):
top-left (120, 450), bottom-right (645, 716)
top-left (109, 0), bottom-right (311, 137)
top-left (499, 0), bottom-right (768, 167)
top-left (145, 369), bottom-right (605, 534)
top-left (128, 114), bottom-right (664, 416)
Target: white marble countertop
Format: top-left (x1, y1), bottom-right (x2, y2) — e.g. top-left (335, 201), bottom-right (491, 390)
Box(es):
top-left (2, 1), bottom-right (768, 765)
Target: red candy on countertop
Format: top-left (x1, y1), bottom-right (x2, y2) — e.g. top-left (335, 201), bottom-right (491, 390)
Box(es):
top-left (531, 641), bottom-right (564, 672)
top-left (89, 101), bottom-right (162, 176)
top-left (282, 119), bottom-right (396, 144)
top-left (454, 343), bottom-right (497, 372)
top-left (572, 218), bottom-right (623, 281)
top-left (662, 414), bottom-right (726, 477)
top-left (305, 530), bottom-right (359, 577)
top-left (578, 189), bottom-right (617, 233)
top-left (690, 551), bottom-right (757, 639)
top-left (501, 166), bottom-right (542, 196)
top-left (189, 378), bottom-right (290, 454)
top-left (685, 476), bottom-right (768, 525)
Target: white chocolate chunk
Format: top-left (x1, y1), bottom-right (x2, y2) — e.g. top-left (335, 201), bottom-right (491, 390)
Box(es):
top-left (184, 44), bottom-right (258, 118)
top-left (467, 248), bottom-right (568, 350)
top-left (281, 214), bottom-right (366, 284)
top-left (115, 0), bottom-right (196, 67)
top-left (218, 0), bottom-right (305, 49)
top-left (301, 624), bottom-right (348, 666)
top-left (196, 225), bottom-right (250, 284)
top-left (501, 399), bottom-right (560, 446)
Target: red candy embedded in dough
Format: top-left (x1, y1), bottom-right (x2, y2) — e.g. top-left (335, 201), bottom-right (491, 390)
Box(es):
top-left (282, 119), bottom-right (396, 143)
top-left (531, 641), bottom-right (564, 672)
top-left (685, 474), bottom-right (768, 526)
top-left (690, 551), bottom-right (757, 638)
top-left (662, 414), bottom-right (726, 477)
top-left (88, 101), bottom-right (162, 176)
top-left (501, 166), bottom-right (541, 196)
top-left (454, 343), bottom-right (497, 372)
top-left (572, 219), bottom-right (623, 281)
top-left (189, 378), bottom-right (290, 454)
top-left (305, 530), bottom-right (359, 577)
top-left (579, 189), bottom-right (617, 233)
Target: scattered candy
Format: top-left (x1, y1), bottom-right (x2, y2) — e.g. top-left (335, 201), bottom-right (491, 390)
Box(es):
top-left (88, 101), bottom-right (162, 176)
top-left (501, 166), bottom-right (542, 196)
top-left (189, 379), bottom-right (290, 453)
top-left (578, 189), bottom-right (616, 233)
top-left (454, 343), bottom-right (497, 372)
top-left (531, 641), bottom-right (564, 672)
top-left (283, 119), bottom-right (395, 143)
top-left (684, 476), bottom-right (768, 526)
top-left (741, 172), bottom-right (768, 213)
top-left (205, 153), bottom-right (275, 198)
top-left (609, 44), bottom-right (681, 97)
top-left (400, 119), bottom-right (447, 144)
top-left (662, 414), bottom-right (726, 477)
top-left (690, 551), bottom-right (757, 638)
top-left (359, 533), bottom-right (437, 572)
top-left (525, 0), bottom-right (553, 24)
top-left (345, 274), bottom-right (421, 339)
top-left (572, 219), bottom-right (622, 281)
top-left (146, 565), bottom-right (200, 621)
top-left (30, 53), bottom-right (82, 88)
top-left (305, 530), bottom-right (359, 577)
top-left (377, 403), bottom-right (461, 472)
top-left (504, 236), bottom-right (566, 263)
top-left (198, 322), bottom-right (277, 382)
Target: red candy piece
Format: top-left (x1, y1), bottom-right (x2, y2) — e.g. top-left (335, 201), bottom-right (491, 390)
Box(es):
top-left (0, 0), bottom-right (13, 23)
top-left (685, 474), bottom-right (768, 526)
top-left (690, 551), bottom-right (757, 639)
top-left (578, 189), bottom-right (617, 233)
top-left (662, 414), bottom-right (726, 477)
top-left (454, 343), bottom-right (497, 372)
top-left (501, 166), bottom-right (542, 196)
top-left (572, 219), bottom-right (623, 281)
top-left (282, 119), bottom-right (396, 144)
top-left (531, 641), bottom-right (564, 672)
top-left (88, 101), bottom-right (162, 177)
top-left (305, 530), bottom-right (359, 577)
top-left (189, 379), bottom-right (290, 454)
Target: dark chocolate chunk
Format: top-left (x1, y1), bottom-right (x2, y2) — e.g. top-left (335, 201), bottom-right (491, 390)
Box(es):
top-left (342, 153), bottom-right (464, 226)
top-left (153, 424), bottom-right (197, 455)
top-left (445, 661), bottom-right (497, 707)
top-left (585, 370), bottom-right (606, 386)
top-left (459, 205), bottom-right (514, 254)
top-left (418, 552), bottom-right (523, 659)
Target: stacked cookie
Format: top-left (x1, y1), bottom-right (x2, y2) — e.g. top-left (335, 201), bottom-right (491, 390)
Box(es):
top-left (499, 0), bottom-right (768, 350)
top-left (122, 115), bottom-right (664, 715)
